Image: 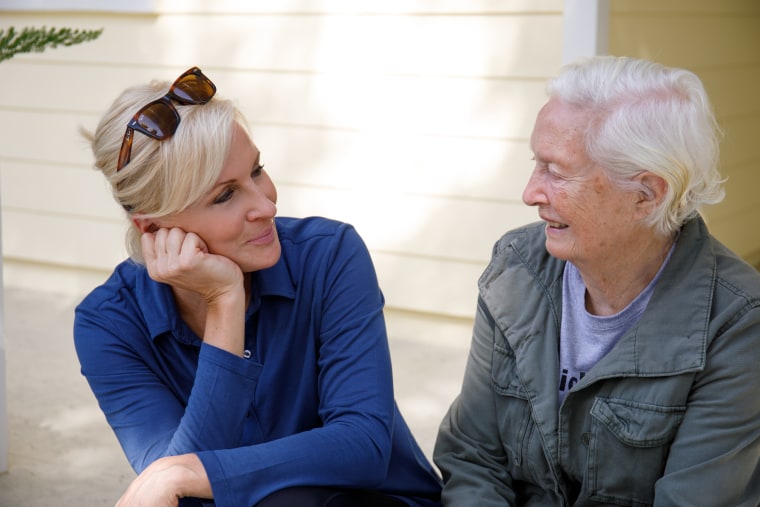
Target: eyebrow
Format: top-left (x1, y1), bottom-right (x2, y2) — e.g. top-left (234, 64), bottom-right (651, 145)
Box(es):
top-left (208, 154), bottom-right (262, 191)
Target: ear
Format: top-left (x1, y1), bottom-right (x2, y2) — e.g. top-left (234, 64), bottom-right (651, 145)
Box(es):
top-left (634, 172), bottom-right (668, 219)
top-left (131, 214), bottom-right (160, 234)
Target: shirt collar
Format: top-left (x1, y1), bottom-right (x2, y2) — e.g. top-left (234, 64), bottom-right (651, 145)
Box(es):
top-left (251, 249), bottom-right (297, 300)
top-left (137, 242), bottom-right (296, 345)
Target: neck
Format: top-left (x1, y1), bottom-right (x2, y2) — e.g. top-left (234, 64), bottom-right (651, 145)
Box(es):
top-left (578, 232), bottom-right (675, 316)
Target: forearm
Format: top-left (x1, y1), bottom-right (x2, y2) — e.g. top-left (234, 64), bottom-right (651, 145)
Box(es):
top-left (116, 453), bottom-right (212, 506)
top-left (197, 419), bottom-right (394, 507)
top-left (434, 297), bottom-right (515, 504)
top-left (163, 343), bottom-right (261, 460)
top-left (202, 287), bottom-right (246, 357)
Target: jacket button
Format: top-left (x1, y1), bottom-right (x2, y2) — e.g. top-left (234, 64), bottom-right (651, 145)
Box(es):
top-left (581, 432), bottom-right (591, 446)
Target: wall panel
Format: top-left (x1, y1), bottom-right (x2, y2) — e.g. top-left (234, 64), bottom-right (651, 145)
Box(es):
top-left (609, 0), bottom-right (760, 267)
top-left (0, 5), bottom-right (562, 324)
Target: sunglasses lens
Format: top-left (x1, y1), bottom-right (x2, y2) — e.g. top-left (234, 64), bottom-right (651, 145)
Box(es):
top-left (170, 71), bottom-right (216, 104)
top-left (132, 101), bottom-right (180, 138)
top-left (117, 67), bottom-right (216, 172)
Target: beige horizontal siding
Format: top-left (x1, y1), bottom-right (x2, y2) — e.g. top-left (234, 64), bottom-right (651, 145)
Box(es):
top-left (609, 0), bottom-right (760, 267)
top-left (0, 6), bottom-right (563, 322)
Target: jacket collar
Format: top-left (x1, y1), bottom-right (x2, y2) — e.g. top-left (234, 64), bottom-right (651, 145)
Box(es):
top-left (587, 216), bottom-right (713, 378)
top-left (483, 216), bottom-right (713, 378)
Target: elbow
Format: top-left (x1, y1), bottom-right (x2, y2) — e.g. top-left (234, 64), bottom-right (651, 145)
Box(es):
top-left (359, 428), bottom-right (394, 487)
top-left (336, 417), bottom-right (394, 488)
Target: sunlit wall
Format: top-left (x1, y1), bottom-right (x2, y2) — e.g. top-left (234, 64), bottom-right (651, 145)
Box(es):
top-left (0, 1), bottom-right (564, 332)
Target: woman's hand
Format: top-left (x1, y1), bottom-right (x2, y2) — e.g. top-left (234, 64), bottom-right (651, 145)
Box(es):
top-left (115, 454), bottom-right (212, 507)
top-left (142, 227), bottom-right (247, 356)
top-left (141, 227), bottom-right (243, 305)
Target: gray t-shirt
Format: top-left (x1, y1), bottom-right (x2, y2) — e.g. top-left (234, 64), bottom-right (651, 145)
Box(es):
top-left (558, 243), bottom-right (676, 404)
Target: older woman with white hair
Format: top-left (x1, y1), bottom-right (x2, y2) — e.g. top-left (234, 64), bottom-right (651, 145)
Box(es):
top-left (434, 56), bottom-right (760, 506)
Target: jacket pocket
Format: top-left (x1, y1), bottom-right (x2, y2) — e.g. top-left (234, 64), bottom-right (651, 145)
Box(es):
top-left (586, 397), bottom-right (685, 506)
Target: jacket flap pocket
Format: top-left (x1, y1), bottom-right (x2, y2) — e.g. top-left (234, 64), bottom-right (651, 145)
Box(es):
top-left (590, 397), bottom-right (685, 447)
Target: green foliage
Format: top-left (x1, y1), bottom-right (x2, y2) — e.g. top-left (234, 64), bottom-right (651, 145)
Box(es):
top-left (0, 26), bottom-right (103, 63)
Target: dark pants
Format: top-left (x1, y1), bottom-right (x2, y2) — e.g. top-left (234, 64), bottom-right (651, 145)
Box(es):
top-left (256, 487), bottom-right (409, 507)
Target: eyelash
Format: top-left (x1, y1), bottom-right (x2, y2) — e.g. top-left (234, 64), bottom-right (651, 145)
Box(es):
top-left (533, 159), bottom-right (563, 179)
top-left (212, 163), bottom-right (265, 205)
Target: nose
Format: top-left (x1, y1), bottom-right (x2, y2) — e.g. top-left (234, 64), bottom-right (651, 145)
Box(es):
top-left (245, 185), bottom-right (277, 222)
top-left (522, 167), bottom-right (547, 207)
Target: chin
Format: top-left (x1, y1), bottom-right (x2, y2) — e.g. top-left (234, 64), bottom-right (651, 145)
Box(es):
top-left (240, 245), bottom-right (282, 273)
top-left (545, 241), bottom-right (572, 262)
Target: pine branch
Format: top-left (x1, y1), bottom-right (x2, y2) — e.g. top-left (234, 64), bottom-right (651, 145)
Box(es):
top-left (0, 26), bottom-right (103, 63)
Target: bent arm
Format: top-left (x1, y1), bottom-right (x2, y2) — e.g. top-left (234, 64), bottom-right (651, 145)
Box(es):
top-left (434, 297), bottom-right (517, 506)
top-left (654, 307), bottom-right (760, 506)
top-left (74, 306), bottom-right (261, 473)
top-left (195, 225), bottom-right (403, 506)
top-left (76, 224), bottom-right (427, 507)
top-left (75, 237), bottom-right (256, 474)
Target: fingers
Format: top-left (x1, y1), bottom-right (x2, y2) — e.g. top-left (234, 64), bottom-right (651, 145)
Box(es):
top-left (143, 228), bottom-right (204, 277)
top-left (153, 227), bottom-right (188, 261)
top-left (139, 227), bottom-right (241, 300)
top-left (141, 229), bottom-right (157, 265)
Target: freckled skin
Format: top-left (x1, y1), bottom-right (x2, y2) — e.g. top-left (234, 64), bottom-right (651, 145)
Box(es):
top-left (522, 98), bottom-right (672, 315)
top-left (523, 99), bottom-right (640, 271)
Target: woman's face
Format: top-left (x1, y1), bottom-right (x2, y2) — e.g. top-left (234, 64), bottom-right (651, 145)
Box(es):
top-left (158, 123), bottom-right (281, 273)
top-left (522, 98), bottom-right (643, 270)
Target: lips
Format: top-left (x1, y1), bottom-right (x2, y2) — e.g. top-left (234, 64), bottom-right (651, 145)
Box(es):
top-left (540, 213), bottom-right (568, 229)
top-left (248, 224), bottom-right (275, 245)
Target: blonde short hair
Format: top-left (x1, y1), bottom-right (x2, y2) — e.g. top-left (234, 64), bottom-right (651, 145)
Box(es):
top-left (83, 75), bottom-right (250, 263)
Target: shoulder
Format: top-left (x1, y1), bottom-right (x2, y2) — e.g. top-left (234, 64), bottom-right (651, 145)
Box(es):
top-left (269, 216), bottom-right (374, 284)
top-left (275, 216), bottom-right (366, 255)
top-left (677, 217), bottom-right (760, 302)
top-left (477, 222), bottom-right (563, 321)
top-left (74, 260), bottom-right (147, 357)
top-left (75, 259), bottom-right (173, 340)
top-left (481, 221), bottom-right (560, 285)
top-left (492, 221), bottom-right (548, 257)
top-left (712, 239), bottom-right (760, 300)
top-left (262, 217), bottom-right (382, 308)
top-left (708, 236), bottom-right (760, 328)
top-left (77, 259), bottom-right (144, 312)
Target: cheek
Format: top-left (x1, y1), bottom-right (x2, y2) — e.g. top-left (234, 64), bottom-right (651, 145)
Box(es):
top-left (553, 185), bottom-right (591, 218)
top-left (261, 173), bottom-right (278, 204)
top-left (200, 217), bottom-right (244, 251)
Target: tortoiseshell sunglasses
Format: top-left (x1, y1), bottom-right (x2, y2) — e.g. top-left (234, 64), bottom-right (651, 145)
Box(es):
top-left (116, 66), bottom-right (216, 171)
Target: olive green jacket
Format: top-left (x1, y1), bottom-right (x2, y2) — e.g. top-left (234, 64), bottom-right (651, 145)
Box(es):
top-left (434, 217), bottom-right (760, 506)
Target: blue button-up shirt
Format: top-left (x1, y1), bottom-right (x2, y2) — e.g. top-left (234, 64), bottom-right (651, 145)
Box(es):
top-left (75, 217), bottom-right (442, 507)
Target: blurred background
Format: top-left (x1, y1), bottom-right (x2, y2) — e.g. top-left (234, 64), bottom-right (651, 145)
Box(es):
top-left (0, 0), bottom-right (758, 505)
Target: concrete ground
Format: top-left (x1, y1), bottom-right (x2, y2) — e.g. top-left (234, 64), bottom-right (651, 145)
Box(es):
top-left (0, 287), bottom-right (470, 506)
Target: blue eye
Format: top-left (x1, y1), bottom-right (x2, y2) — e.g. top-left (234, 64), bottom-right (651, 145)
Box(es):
top-left (213, 188), bottom-right (234, 204)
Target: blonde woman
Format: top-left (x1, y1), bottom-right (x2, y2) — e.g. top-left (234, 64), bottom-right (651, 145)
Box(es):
top-left (75, 67), bottom-right (442, 507)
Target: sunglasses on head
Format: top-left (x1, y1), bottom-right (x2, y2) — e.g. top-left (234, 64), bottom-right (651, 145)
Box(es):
top-left (116, 66), bottom-right (217, 172)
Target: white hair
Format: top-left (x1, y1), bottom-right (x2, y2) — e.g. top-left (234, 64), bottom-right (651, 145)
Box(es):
top-left (548, 55), bottom-right (725, 236)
